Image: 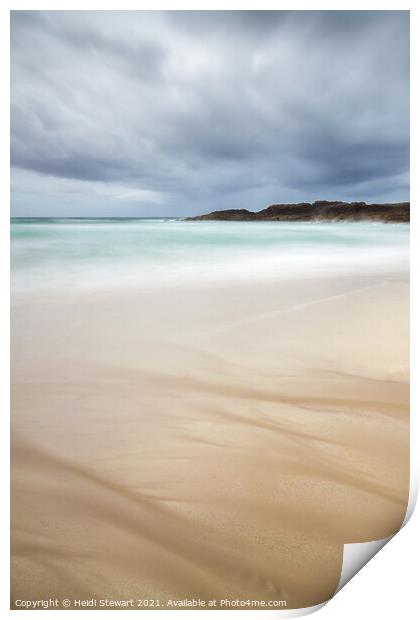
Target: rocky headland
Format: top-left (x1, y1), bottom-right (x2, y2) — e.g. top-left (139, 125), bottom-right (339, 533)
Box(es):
top-left (187, 201), bottom-right (410, 223)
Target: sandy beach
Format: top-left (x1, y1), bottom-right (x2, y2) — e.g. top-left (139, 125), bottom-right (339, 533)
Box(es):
top-left (11, 266), bottom-right (409, 610)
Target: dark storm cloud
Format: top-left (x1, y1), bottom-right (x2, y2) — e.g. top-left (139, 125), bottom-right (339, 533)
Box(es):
top-left (11, 10), bottom-right (409, 216)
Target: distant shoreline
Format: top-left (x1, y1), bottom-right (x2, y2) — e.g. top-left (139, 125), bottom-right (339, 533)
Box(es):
top-left (186, 201), bottom-right (410, 223)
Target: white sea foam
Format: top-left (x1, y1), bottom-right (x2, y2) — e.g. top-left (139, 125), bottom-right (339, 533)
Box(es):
top-left (11, 219), bottom-right (409, 294)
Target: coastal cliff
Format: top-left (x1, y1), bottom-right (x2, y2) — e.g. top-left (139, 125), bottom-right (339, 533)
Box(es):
top-left (187, 201), bottom-right (410, 223)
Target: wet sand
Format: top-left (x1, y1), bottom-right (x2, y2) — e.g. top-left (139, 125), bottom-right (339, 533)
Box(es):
top-left (11, 272), bottom-right (409, 609)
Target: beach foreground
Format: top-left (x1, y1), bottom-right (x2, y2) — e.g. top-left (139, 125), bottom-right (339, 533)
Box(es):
top-left (11, 260), bottom-right (409, 609)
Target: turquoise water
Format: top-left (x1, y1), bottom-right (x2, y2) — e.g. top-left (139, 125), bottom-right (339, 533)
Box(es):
top-left (11, 218), bottom-right (409, 293)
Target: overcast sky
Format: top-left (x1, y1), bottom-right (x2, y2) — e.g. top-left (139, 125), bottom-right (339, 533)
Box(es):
top-left (11, 10), bottom-right (409, 217)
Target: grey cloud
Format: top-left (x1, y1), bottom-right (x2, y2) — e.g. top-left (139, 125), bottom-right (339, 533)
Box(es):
top-left (10, 10), bottom-right (409, 216)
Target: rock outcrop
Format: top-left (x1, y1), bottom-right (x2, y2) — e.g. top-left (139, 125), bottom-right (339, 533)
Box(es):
top-left (187, 201), bottom-right (410, 223)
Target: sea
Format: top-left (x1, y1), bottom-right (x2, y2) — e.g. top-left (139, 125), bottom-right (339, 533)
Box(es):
top-left (11, 218), bottom-right (409, 294)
